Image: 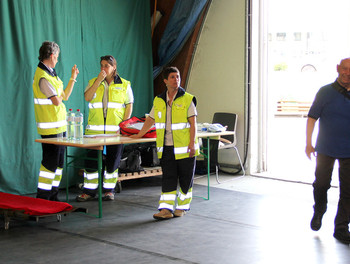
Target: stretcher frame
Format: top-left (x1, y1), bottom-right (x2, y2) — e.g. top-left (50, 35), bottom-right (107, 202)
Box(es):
top-left (0, 207), bottom-right (87, 230)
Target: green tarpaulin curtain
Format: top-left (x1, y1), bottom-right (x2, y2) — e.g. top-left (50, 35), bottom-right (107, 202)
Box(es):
top-left (0, 0), bottom-right (153, 194)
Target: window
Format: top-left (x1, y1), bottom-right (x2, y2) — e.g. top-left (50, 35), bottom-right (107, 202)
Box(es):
top-left (276, 32), bottom-right (286, 41)
top-left (294, 32), bottom-right (301, 41)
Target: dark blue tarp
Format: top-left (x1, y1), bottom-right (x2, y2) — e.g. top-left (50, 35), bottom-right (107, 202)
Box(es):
top-left (153, 0), bottom-right (209, 78)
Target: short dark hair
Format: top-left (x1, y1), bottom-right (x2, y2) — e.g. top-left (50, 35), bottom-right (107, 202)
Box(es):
top-left (162, 66), bottom-right (180, 80)
top-left (38, 41), bottom-right (60, 61)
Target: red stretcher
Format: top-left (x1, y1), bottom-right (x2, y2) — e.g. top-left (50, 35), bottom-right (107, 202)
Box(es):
top-left (0, 192), bottom-right (86, 230)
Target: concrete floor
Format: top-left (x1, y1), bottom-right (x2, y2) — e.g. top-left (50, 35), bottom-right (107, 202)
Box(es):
top-left (1, 174), bottom-right (349, 264)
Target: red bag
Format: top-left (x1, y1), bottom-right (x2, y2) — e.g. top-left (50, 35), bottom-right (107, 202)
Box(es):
top-left (119, 116), bottom-right (157, 138)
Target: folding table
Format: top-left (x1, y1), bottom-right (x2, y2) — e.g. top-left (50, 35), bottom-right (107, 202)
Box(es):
top-left (35, 131), bottom-right (234, 218)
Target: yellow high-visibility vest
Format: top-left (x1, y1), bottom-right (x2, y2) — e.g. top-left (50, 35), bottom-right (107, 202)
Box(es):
top-left (33, 65), bottom-right (66, 135)
top-left (154, 89), bottom-right (199, 160)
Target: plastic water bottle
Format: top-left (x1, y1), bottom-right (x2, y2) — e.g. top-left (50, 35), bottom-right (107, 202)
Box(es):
top-left (74, 109), bottom-right (84, 141)
top-left (67, 109), bottom-right (75, 140)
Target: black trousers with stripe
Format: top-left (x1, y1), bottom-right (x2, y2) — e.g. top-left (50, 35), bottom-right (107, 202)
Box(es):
top-left (160, 146), bottom-right (196, 194)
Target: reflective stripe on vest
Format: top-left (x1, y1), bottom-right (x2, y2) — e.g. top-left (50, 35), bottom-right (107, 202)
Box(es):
top-left (174, 146), bottom-right (189, 155)
top-left (86, 125), bottom-right (105, 131)
top-left (157, 146), bottom-right (163, 154)
top-left (34, 98), bottom-right (53, 105)
top-left (37, 120), bottom-right (66, 129)
top-left (171, 122), bottom-right (190, 130)
top-left (86, 124), bottom-right (120, 132)
top-left (155, 123), bottom-right (166, 129)
top-left (88, 102), bottom-right (124, 109)
top-left (89, 102), bottom-right (103, 109)
top-left (108, 102), bottom-right (125, 109)
top-left (105, 125), bottom-right (120, 132)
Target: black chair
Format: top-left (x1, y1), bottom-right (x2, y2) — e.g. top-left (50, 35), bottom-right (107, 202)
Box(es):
top-left (202, 112), bottom-right (245, 183)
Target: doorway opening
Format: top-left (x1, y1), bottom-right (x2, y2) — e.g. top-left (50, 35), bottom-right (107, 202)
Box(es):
top-left (251, 0), bottom-right (350, 186)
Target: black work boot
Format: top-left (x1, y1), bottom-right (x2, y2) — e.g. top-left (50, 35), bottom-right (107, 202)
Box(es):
top-left (310, 211), bottom-right (325, 231)
top-left (334, 229), bottom-right (350, 244)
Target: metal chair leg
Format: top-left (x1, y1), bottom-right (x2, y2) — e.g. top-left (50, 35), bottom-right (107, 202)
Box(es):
top-left (215, 165), bottom-right (220, 183)
top-left (215, 147), bottom-right (245, 184)
top-left (234, 146), bottom-right (245, 176)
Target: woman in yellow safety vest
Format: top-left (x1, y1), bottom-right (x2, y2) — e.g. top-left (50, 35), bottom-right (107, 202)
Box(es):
top-left (33, 41), bottom-right (79, 200)
top-left (76, 55), bottom-right (134, 202)
top-left (131, 66), bottom-right (199, 220)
